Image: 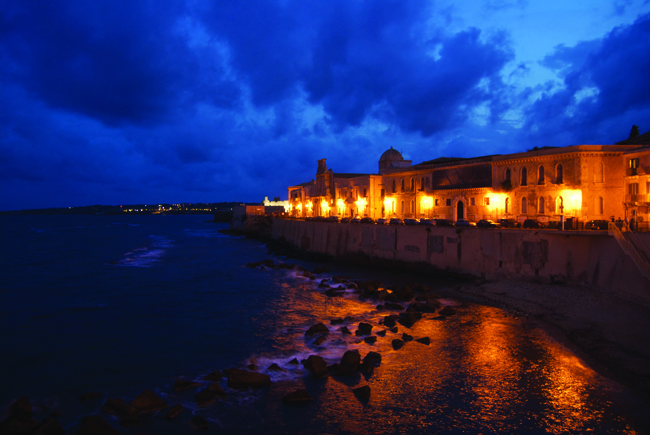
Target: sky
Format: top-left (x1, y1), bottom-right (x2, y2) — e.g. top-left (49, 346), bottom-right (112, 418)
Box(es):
top-left (1, 0), bottom-right (650, 210)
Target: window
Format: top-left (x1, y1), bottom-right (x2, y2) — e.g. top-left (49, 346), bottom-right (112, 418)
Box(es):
top-left (505, 198), bottom-right (510, 214)
top-left (420, 177), bottom-right (425, 191)
top-left (343, 189), bottom-right (347, 198)
top-left (446, 198), bottom-right (451, 206)
top-left (630, 158), bottom-right (640, 175)
top-left (381, 188), bottom-right (385, 199)
top-left (521, 167), bottom-right (527, 186)
top-left (363, 188), bottom-right (367, 197)
top-left (392, 180), bottom-right (396, 193)
top-left (556, 164), bottom-right (563, 184)
top-left (594, 162), bottom-right (604, 183)
top-left (538, 166), bottom-right (545, 184)
top-left (629, 183), bottom-right (639, 195)
top-left (597, 196), bottom-right (604, 215)
top-left (522, 197), bottom-right (527, 214)
top-left (505, 168), bottom-right (511, 182)
top-left (484, 197), bottom-right (490, 206)
top-left (401, 201), bottom-right (405, 213)
top-left (425, 177), bottom-right (430, 187)
top-left (435, 199), bottom-right (439, 206)
top-left (470, 198), bottom-right (475, 206)
top-left (411, 201), bottom-right (415, 213)
top-left (410, 178), bottom-right (415, 191)
top-left (538, 197), bottom-right (545, 214)
top-left (401, 179), bottom-right (405, 192)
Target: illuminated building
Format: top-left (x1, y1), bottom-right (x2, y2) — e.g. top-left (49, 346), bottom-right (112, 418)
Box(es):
top-left (288, 131), bottom-right (650, 229)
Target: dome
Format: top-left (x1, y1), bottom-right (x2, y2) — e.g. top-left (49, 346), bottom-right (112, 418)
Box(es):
top-left (379, 146), bottom-right (404, 162)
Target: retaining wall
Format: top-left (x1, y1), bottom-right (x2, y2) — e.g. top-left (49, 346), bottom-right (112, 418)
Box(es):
top-left (272, 218), bottom-right (650, 303)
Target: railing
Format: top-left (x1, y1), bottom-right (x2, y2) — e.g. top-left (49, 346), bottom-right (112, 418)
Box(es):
top-left (624, 194), bottom-right (650, 203)
top-left (608, 222), bottom-right (650, 280)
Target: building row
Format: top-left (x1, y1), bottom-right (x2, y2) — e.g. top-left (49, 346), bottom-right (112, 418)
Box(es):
top-left (287, 130), bottom-right (650, 230)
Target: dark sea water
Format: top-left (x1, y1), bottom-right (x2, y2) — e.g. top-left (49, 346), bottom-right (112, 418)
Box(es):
top-left (1, 214), bottom-right (648, 434)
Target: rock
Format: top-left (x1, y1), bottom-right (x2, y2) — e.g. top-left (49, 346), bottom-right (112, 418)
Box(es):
top-left (389, 327), bottom-right (398, 333)
top-left (338, 350), bottom-right (360, 375)
top-left (398, 312), bottom-right (421, 327)
top-left (282, 389), bottom-right (313, 404)
top-left (79, 392), bottom-right (103, 402)
top-left (10, 396), bottom-right (32, 417)
top-left (353, 385), bottom-right (371, 400)
top-left (439, 306), bottom-right (456, 315)
top-left (416, 337), bottom-right (431, 345)
top-left (165, 404), bottom-right (183, 420)
top-left (130, 389), bottom-right (168, 415)
top-left (227, 369), bottom-right (271, 388)
top-left (288, 358), bottom-right (299, 365)
top-left (408, 302), bottom-right (439, 313)
top-left (0, 398), bottom-right (39, 435)
top-left (364, 336), bottom-right (377, 344)
top-left (332, 276), bottom-right (343, 283)
top-left (305, 323), bottom-right (329, 336)
top-left (359, 360), bottom-right (374, 375)
top-left (324, 288), bottom-right (344, 297)
top-left (119, 416), bottom-right (141, 427)
top-left (101, 398), bottom-right (137, 418)
top-left (314, 336), bottom-right (327, 346)
top-left (376, 304), bottom-right (386, 310)
top-left (384, 302), bottom-right (404, 311)
top-left (383, 316), bottom-right (397, 328)
top-left (432, 315), bottom-right (446, 321)
top-left (330, 318), bottom-right (344, 325)
top-left (313, 267), bottom-right (330, 274)
top-left (392, 339), bottom-right (404, 350)
top-left (344, 316), bottom-right (355, 322)
top-left (246, 364), bottom-right (258, 371)
top-left (355, 322), bottom-right (372, 336)
top-left (303, 355), bottom-right (329, 378)
top-left (194, 390), bottom-right (217, 407)
top-left (77, 415), bottom-right (122, 435)
top-left (268, 363), bottom-right (284, 371)
top-left (340, 326), bottom-right (352, 335)
top-left (376, 330), bottom-right (386, 337)
top-left (189, 415), bottom-right (209, 430)
top-left (320, 278), bottom-right (329, 283)
top-left (318, 283), bottom-right (330, 289)
top-left (402, 333), bottom-right (413, 342)
top-left (363, 351), bottom-right (382, 365)
top-left (207, 382), bottom-right (227, 396)
top-left (30, 418), bottom-right (65, 435)
top-left (203, 370), bottom-right (223, 381)
top-left (173, 379), bottom-right (201, 392)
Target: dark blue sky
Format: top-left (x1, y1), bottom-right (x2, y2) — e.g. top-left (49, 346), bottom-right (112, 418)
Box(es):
top-left (1, 0), bottom-right (649, 210)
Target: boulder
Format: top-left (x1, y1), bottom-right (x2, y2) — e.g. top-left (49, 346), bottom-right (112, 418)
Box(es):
top-left (267, 363), bottom-right (284, 371)
top-left (353, 385), bottom-right (371, 400)
top-left (324, 288), bottom-right (343, 297)
top-left (0, 398), bottom-right (39, 435)
top-left (338, 350), bottom-right (360, 375)
top-left (364, 336), bottom-right (377, 345)
top-left (432, 315), bottom-right (446, 321)
top-left (416, 337), bottom-right (431, 345)
top-left (189, 415), bottom-right (209, 430)
top-left (77, 415), bottom-right (122, 435)
top-left (101, 398), bottom-right (137, 418)
top-left (376, 304), bottom-right (386, 310)
top-left (165, 404), bottom-right (183, 420)
top-left (318, 283), bottom-right (330, 289)
top-left (402, 333), bottom-right (413, 342)
top-left (194, 391), bottom-right (217, 407)
top-left (355, 322), bottom-right (372, 336)
top-left (79, 392), bottom-right (103, 402)
top-left (30, 418), bottom-right (65, 435)
top-left (330, 318), bottom-right (344, 325)
top-left (305, 323), bottom-right (329, 336)
top-left (382, 316), bottom-right (397, 328)
top-left (359, 360), bottom-right (374, 375)
top-left (10, 396), bottom-right (32, 417)
top-left (392, 339), bottom-right (404, 350)
top-left (408, 302), bottom-right (439, 313)
top-left (376, 330), bottom-right (386, 337)
top-left (389, 327), bottom-right (399, 333)
top-left (303, 355), bottom-right (329, 378)
top-left (340, 326), bottom-right (352, 335)
top-left (203, 370), bottom-right (223, 381)
top-left (314, 336), bottom-right (327, 346)
top-left (173, 379), bottom-right (201, 392)
top-left (288, 358), bottom-right (299, 365)
top-left (363, 352), bottom-right (382, 365)
top-left (227, 369), bottom-right (271, 388)
top-left (439, 306), bottom-right (456, 315)
top-left (130, 389), bottom-right (168, 415)
top-left (282, 389), bottom-right (313, 404)
top-left (246, 364), bottom-right (258, 371)
top-left (384, 303), bottom-right (404, 311)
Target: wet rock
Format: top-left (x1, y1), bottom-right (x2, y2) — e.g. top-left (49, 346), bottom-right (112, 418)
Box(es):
top-left (10, 396), bottom-right (32, 417)
top-left (30, 418), bottom-right (65, 435)
top-left (203, 370), bottom-right (223, 381)
top-left (353, 385), bottom-right (371, 400)
top-left (392, 339), bottom-right (405, 350)
top-left (416, 337), bottom-right (431, 345)
top-left (402, 333), bottom-right (413, 342)
top-left (314, 336), bottom-right (327, 346)
top-left (301, 270), bottom-right (313, 278)
top-left (376, 330), bottom-right (386, 337)
top-left (77, 415), bottom-right (121, 435)
top-left (389, 327), bottom-right (399, 333)
top-left (207, 382), bottom-right (227, 395)
top-left (327, 363), bottom-right (340, 373)
top-left (359, 360), bottom-right (374, 375)
top-left (439, 306), bottom-right (456, 315)
top-left (0, 397), bottom-right (39, 435)
top-left (189, 415), bottom-right (209, 430)
top-left (119, 416), bottom-right (141, 428)
top-left (305, 323), bottom-right (329, 336)
top-left (130, 389), bottom-right (168, 415)
top-left (79, 392), bottom-right (103, 402)
top-left (101, 398), bottom-right (137, 418)
top-left (288, 358), bottom-right (299, 365)
top-left (309, 276), bottom-right (316, 280)
top-left (267, 363), bottom-right (284, 371)
top-left (384, 292), bottom-right (400, 303)
top-left (392, 284), bottom-right (414, 301)
top-left (383, 316), bottom-right (397, 328)
top-left (332, 276), bottom-right (343, 283)
top-left (318, 283), bottom-right (330, 289)
top-left (384, 302), bottom-right (404, 311)
top-left (340, 326), bottom-right (352, 335)
top-left (173, 379), bottom-right (201, 392)
top-left (344, 316), bottom-right (355, 322)
top-left (355, 322), bottom-right (372, 336)
top-left (246, 364), bottom-right (258, 371)
top-left (338, 350), bottom-right (361, 375)
top-left (363, 351), bottom-right (382, 365)
top-left (324, 288), bottom-right (344, 297)
top-left (320, 278), bottom-right (329, 284)
top-left (432, 315), bottom-right (446, 321)
top-left (313, 267), bottom-right (330, 274)
top-left (364, 336), bottom-right (377, 344)
top-left (228, 369), bottom-right (272, 388)
top-left (330, 318), bottom-right (344, 325)
top-left (398, 312), bottom-right (421, 327)
top-left (376, 304), bottom-right (386, 310)
top-left (282, 389), bottom-right (313, 404)
top-left (302, 355), bottom-right (329, 378)
top-left (194, 391), bottom-right (217, 407)
top-left (408, 301), bottom-right (439, 313)
top-left (346, 283), bottom-right (358, 289)
top-left (165, 404), bottom-right (183, 420)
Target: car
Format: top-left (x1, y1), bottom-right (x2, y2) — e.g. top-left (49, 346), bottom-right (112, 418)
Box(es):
top-left (312, 216), bottom-right (326, 222)
top-left (435, 219), bottom-right (454, 227)
top-left (418, 218), bottom-right (434, 226)
top-left (477, 219), bottom-right (499, 228)
top-left (455, 219), bottom-right (474, 227)
top-left (350, 216), bottom-right (361, 224)
top-left (389, 218), bottom-right (405, 225)
top-left (403, 218), bottom-right (419, 225)
top-left (360, 217), bottom-right (375, 224)
top-left (585, 219), bottom-right (609, 230)
top-left (523, 219), bottom-right (545, 229)
top-left (325, 216), bottom-right (340, 222)
top-left (340, 217), bottom-right (350, 223)
top-left (376, 218), bottom-right (388, 225)
top-left (497, 218), bottom-right (519, 228)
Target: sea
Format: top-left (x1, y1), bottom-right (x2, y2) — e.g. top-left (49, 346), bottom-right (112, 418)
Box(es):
top-left (1, 214), bottom-right (648, 434)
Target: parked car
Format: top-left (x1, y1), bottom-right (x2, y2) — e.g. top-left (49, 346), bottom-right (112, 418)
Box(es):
top-left (340, 217), bottom-right (350, 223)
top-left (455, 219), bottom-right (474, 227)
top-left (435, 219), bottom-right (454, 227)
top-left (403, 218), bottom-right (419, 225)
top-left (360, 217), bottom-right (375, 224)
top-left (585, 219), bottom-right (609, 230)
top-left (497, 218), bottom-right (519, 228)
top-left (350, 216), bottom-right (361, 224)
top-left (523, 219), bottom-right (545, 229)
top-left (389, 218), bottom-right (405, 225)
top-left (326, 216), bottom-right (340, 222)
top-left (477, 219), bottom-right (499, 228)
top-left (376, 218), bottom-right (388, 225)
top-left (312, 216), bottom-right (326, 222)
top-left (418, 218), bottom-right (435, 226)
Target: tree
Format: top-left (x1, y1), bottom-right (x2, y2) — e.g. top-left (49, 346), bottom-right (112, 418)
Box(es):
top-left (273, 196), bottom-right (281, 202)
top-left (630, 125), bottom-right (640, 139)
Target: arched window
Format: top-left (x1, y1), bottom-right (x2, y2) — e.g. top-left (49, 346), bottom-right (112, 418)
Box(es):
top-left (538, 166), bottom-right (545, 185)
top-left (598, 196), bottom-right (604, 214)
top-left (401, 201), bottom-right (405, 214)
top-left (538, 197), bottom-right (545, 214)
top-left (420, 177), bottom-right (424, 191)
top-left (505, 168), bottom-right (511, 182)
top-left (392, 180), bottom-right (396, 193)
top-left (401, 179), bottom-right (405, 192)
top-left (411, 200), bottom-right (415, 214)
top-left (505, 197), bottom-right (510, 214)
top-left (521, 167), bottom-right (527, 186)
top-left (410, 178), bottom-right (415, 191)
top-left (594, 162), bottom-right (604, 183)
top-left (522, 197), bottom-right (527, 214)
top-left (556, 164), bottom-right (563, 184)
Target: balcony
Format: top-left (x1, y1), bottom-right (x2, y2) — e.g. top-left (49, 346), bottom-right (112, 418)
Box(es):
top-left (625, 194), bottom-right (650, 203)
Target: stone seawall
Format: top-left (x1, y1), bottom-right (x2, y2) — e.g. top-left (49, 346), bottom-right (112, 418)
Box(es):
top-left (272, 218), bottom-right (650, 304)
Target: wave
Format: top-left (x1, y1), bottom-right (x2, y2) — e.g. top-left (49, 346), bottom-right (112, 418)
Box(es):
top-left (113, 236), bottom-right (173, 267)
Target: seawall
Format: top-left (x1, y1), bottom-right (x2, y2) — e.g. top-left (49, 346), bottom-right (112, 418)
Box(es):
top-left (272, 218), bottom-right (650, 304)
